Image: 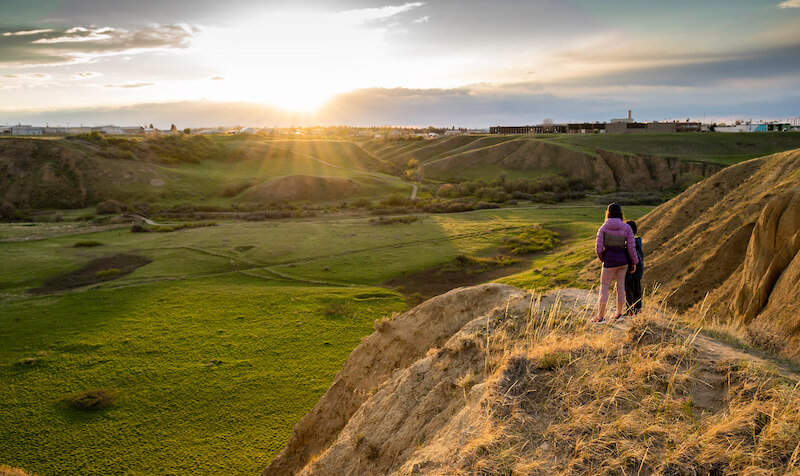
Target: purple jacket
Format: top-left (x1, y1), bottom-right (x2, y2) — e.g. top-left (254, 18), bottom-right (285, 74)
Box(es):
top-left (595, 218), bottom-right (639, 268)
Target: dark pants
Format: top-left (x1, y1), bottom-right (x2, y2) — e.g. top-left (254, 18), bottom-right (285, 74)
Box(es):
top-left (625, 275), bottom-right (642, 312)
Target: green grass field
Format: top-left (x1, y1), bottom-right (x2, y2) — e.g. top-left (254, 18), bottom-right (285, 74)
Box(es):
top-left (1, 275), bottom-right (404, 475)
top-left (543, 131), bottom-right (800, 165)
top-left (1, 203), bottom-right (659, 475)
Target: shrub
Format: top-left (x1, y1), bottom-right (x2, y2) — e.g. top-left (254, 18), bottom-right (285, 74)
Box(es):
top-left (537, 351), bottom-right (572, 370)
top-left (371, 216), bottom-right (419, 225)
top-left (380, 196), bottom-right (411, 207)
top-left (61, 389), bottom-right (116, 411)
top-left (73, 241), bottom-right (103, 248)
top-left (503, 226), bottom-right (561, 255)
top-left (95, 268), bottom-right (121, 278)
top-left (96, 199), bottom-right (127, 214)
top-left (0, 200), bottom-right (29, 220)
top-left (130, 223), bottom-right (149, 233)
top-left (436, 183), bottom-right (458, 198)
top-left (324, 301), bottom-right (349, 318)
top-left (351, 198), bottom-right (372, 208)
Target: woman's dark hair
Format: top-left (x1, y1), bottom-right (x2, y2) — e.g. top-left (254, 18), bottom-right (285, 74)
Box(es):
top-left (605, 202), bottom-right (624, 220)
top-left (627, 220), bottom-right (638, 234)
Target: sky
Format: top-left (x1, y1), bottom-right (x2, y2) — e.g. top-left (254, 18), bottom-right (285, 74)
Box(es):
top-left (1, 0), bottom-right (799, 128)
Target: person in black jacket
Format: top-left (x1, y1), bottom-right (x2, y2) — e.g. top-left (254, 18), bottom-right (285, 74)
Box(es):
top-left (625, 220), bottom-right (644, 314)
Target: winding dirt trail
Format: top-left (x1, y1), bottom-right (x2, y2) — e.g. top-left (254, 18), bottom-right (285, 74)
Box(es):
top-left (557, 287), bottom-right (800, 382)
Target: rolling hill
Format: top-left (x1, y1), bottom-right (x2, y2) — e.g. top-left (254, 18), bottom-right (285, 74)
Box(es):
top-left (364, 133), bottom-right (800, 191)
top-left (0, 137), bottom-right (401, 212)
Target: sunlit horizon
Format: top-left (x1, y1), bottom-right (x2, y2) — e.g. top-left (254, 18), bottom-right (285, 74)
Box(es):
top-left (1, 1), bottom-right (799, 126)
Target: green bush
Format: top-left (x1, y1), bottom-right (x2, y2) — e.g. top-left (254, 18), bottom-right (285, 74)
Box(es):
top-left (73, 240), bottom-right (103, 248)
top-left (96, 199), bottom-right (127, 214)
top-left (95, 268), bottom-right (121, 278)
top-left (537, 351), bottom-right (572, 370)
top-left (503, 226), bottom-right (561, 255)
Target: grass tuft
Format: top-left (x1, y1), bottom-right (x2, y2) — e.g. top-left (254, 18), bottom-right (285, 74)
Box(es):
top-left (61, 389), bottom-right (117, 411)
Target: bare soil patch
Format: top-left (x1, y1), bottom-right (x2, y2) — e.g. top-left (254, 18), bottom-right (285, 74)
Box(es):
top-left (386, 255), bottom-right (531, 300)
top-left (29, 253), bottom-right (151, 294)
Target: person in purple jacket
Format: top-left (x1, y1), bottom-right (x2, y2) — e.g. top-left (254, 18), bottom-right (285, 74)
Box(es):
top-left (592, 203), bottom-right (638, 323)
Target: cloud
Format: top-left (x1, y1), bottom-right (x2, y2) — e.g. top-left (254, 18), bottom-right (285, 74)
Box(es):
top-left (210, 76), bottom-right (224, 80)
top-left (2, 29), bottom-right (55, 37)
top-left (103, 82), bottom-right (155, 88)
top-left (72, 71), bottom-right (102, 79)
top-left (0, 23), bottom-right (198, 66)
top-left (778, 0), bottom-right (800, 7)
top-left (413, 16), bottom-right (430, 24)
top-left (550, 43), bottom-right (800, 89)
top-left (341, 2), bottom-right (425, 23)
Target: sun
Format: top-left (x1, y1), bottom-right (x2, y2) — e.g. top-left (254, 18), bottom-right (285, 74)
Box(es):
top-left (189, 9), bottom-right (389, 112)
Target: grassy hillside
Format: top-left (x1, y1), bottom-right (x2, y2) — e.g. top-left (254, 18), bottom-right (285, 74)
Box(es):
top-left (545, 131), bottom-right (800, 165)
top-left (0, 136), bottom-right (405, 211)
top-left (1, 203), bottom-right (641, 475)
top-left (363, 133), bottom-right (800, 187)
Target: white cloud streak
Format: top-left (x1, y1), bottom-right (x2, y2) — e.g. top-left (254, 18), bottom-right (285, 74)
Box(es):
top-left (778, 0), bottom-right (800, 7)
top-left (32, 27), bottom-right (115, 44)
top-left (2, 29), bottom-right (55, 37)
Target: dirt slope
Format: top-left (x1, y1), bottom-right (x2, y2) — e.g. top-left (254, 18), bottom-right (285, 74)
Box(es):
top-left (423, 139), bottom-right (719, 190)
top-left (264, 284), bottom-right (525, 475)
top-left (584, 148), bottom-right (800, 361)
top-left (265, 286), bottom-right (800, 475)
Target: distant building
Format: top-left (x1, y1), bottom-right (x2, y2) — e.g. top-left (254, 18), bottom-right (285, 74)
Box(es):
top-left (93, 125), bottom-right (124, 135)
top-left (490, 126), bottom-right (536, 134)
top-left (10, 125), bottom-right (43, 136)
top-left (567, 123), bottom-right (606, 134)
top-left (606, 122), bottom-right (647, 134)
top-left (610, 110), bottom-right (634, 124)
top-left (714, 122), bottom-right (792, 133)
top-left (490, 124), bottom-right (566, 134)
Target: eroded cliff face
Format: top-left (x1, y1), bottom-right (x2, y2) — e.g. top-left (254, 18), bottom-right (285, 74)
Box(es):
top-left (599, 149), bottom-right (800, 361)
top-left (265, 284), bottom-right (800, 475)
top-left (263, 284), bottom-right (525, 475)
top-left (424, 140), bottom-right (722, 191)
top-left (727, 189), bottom-right (800, 359)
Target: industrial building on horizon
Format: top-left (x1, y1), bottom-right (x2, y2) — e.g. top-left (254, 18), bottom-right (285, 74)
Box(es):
top-left (489, 111), bottom-right (796, 135)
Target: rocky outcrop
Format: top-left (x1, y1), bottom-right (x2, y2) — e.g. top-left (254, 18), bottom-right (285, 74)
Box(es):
top-left (263, 283), bottom-right (525, 475)
top-left (728, 189), bottom-right (800, 359)
top-left (602, 148), bottom-right (800, 361)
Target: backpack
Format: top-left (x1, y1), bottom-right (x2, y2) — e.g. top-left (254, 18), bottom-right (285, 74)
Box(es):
top-left (603, 231), bottom-right (627, 249)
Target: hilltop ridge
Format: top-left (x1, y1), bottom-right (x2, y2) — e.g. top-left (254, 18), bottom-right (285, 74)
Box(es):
top-left (264, 285), bottom-right (800, 475)
top-left (630, 148), bottom-right (800, 361)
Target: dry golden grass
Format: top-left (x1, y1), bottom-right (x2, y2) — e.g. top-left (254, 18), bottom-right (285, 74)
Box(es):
top-left (0, 466), bottom-right (37, 476)
top-left (434, 291), bottom-right (800, 475)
